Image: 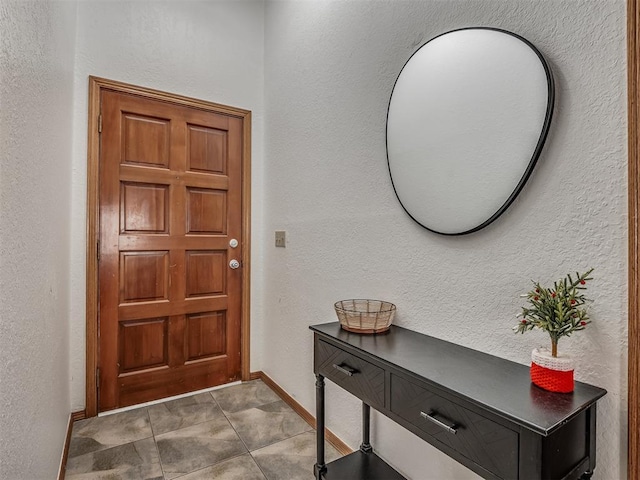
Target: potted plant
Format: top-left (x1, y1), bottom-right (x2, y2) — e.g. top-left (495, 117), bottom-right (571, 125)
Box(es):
top-left (513, 268), bottom-right (594, 393)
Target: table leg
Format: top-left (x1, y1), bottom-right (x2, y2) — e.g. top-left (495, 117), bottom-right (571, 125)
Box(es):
top-left (314, 374), bottom-right (326, 479)
top-left (360, 402), bottom-right (373, 453)
top-left (586, 405), bottom-right (597, 475)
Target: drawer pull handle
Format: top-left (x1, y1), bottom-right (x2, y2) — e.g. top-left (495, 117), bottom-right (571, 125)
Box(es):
top-left (420, 410), bottom-right (458, 435)
top-left (332, 363), bottom-right (358, 376)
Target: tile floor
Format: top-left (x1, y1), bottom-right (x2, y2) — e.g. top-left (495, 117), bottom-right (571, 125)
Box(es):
top-left (65, 380), bottom-right (342, 479)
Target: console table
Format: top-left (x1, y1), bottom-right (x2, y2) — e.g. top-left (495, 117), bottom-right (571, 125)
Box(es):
top-left (310, 322), bottom-right (606, 480)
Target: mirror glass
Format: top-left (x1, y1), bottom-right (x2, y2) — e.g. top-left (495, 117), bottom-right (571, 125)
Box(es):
top-left (386, 28), bottom-right (554, 235)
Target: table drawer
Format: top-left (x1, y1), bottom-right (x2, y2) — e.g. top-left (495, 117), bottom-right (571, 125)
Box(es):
top-left (315, 339), bottom-right (385, 408)
top-left (391, 374), bottom-right (518, 479)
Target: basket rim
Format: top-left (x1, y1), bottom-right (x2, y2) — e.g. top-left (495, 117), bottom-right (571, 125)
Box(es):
top-left (334, 299), bottom-right (396, 312)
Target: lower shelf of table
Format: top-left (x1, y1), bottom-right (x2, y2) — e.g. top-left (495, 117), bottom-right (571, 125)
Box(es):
top-left (319, 449), bottom-right (407, 480)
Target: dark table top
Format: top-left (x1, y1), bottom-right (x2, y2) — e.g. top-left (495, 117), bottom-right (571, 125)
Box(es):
top-left (310, 322), bottom-right (607, 435)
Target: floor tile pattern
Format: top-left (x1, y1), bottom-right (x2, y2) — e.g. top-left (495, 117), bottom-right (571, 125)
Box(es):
top-left (66, 380), bottom-right (342, 479)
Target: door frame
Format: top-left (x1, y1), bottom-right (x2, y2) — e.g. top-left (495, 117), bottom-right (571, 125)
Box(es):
top-left (85, 76), bottom-right (252, 417)
top-left (629, 1), bottom-right (639, 478)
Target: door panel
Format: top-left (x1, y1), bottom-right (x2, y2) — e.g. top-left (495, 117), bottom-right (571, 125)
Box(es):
top-left (120, 182), bottom-right (169, 234)
top-left (122, 113), bottom-right (170, 167)
top-left (186, 188), bottom-right (227, 234)
top-left (98, 90), bottom-right (243, 411)
top-left (187, 124), bottom-right (227, 174)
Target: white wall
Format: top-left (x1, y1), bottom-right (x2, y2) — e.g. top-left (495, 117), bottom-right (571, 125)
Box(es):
top-left (263, 1), bottom-right (627, 478)
top-left (68, 0), bottom-right (266, 410)
top-left (0, 1), bottom-right (628, 478)
top-left (0, 1), bottom-right (77, 477)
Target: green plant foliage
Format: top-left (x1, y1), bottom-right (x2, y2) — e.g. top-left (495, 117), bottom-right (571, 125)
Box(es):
top-left (514, 269), bottom-right (594, 357)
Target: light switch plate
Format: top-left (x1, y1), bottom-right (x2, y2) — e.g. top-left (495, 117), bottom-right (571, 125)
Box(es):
top-left (275, 230), bottom-right (286, 247)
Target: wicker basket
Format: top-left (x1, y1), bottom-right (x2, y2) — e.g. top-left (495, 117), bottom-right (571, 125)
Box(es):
top-left (334, 299), bottom-right (396, 334)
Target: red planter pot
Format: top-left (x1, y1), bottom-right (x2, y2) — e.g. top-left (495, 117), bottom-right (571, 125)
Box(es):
top-left (530, 347), bottom-right (574, 393)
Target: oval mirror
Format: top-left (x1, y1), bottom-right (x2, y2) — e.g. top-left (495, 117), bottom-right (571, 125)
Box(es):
top-left (386, 27), bottom-right (554, 235)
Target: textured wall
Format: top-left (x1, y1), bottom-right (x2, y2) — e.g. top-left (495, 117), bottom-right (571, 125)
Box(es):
top-left (0, 1), bottom-right (77, 477)
top-left (1, 1), bottom-right (627, 477)
top-left (68, 0), bottom-right (266, 410)
top-left (263, 1), bottom-right (627, 478)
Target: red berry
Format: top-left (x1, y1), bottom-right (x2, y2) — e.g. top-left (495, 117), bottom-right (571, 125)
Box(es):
top-left (571, 299), bottom-right (576, 305)
top-left (534, 296), bottom-right (539, 301)
top-left (580, 280), bottom-right (586, 285)
top-left (580, 321), bottom-right (587, 326)
top-left (535, 288), bottom-right (540, 293)
top-left (551, 293), bottom-right (556, 298)
top-left (521, 320), bottom-right (527, 324)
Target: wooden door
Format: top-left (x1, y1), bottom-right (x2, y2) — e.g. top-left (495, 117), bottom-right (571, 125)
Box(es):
top-left (98, 90), bottom-right (244, 411)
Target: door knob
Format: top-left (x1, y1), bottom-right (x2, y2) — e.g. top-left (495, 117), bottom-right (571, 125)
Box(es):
top-left (229, 238), bottom-right (238, 248)
top-left (229, 259), bottom-right (240, 269)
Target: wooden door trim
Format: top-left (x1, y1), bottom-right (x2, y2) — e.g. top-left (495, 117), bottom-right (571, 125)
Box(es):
top-left (629, 1), bottom-right (639, 478)
top-left (86, 76), bottom-right (252, 417)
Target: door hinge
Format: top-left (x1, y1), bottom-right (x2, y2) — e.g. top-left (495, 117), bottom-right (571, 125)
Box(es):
top-left (98, 114), bottom-right (102, 133)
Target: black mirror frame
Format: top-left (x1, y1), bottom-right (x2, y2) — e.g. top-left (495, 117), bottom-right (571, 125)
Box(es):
top-left (385, 27), bottom-right (555, 236)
